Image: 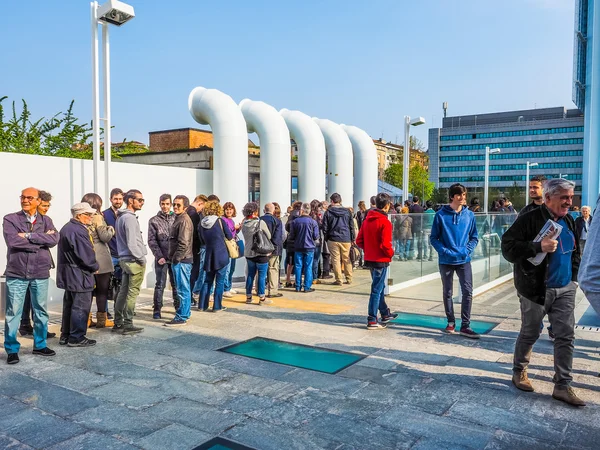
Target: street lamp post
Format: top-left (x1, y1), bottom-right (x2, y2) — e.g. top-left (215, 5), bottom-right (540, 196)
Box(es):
top-left (484, 146), bottom-right (501, 214)
top-left (402, 116), bottom-right (426, 204)
top-left (91, 0), bottom-right (135, 201)
top-left (525, 161), bottom-right (538, 206)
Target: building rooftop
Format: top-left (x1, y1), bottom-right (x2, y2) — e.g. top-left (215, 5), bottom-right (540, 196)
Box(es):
top-left (442, 106), bottom-right (583, 129)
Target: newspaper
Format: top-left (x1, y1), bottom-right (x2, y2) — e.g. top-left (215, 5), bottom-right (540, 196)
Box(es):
top-left (527, 219), bottom-right (563, 266)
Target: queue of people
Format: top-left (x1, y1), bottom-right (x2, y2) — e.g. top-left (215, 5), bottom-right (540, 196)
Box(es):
top-left (3, 180), bottom-right (599, 409)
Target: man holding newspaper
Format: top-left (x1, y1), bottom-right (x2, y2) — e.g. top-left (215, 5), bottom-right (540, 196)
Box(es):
top-left (502, 178), bottom-right (585, 407)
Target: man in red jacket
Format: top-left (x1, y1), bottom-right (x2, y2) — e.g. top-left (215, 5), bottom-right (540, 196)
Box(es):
top-left (357, 193), bottom-right (397, 329)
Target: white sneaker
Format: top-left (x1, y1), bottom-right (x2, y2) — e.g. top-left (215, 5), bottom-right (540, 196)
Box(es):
top-left (192, 292), bottom-right (199, 301)
top-left (229, 289), bottom-right (237, 295)
top-left (223, 291), bottom-right (234, 298)
top-left (209, 294), bottom-right (214, 302)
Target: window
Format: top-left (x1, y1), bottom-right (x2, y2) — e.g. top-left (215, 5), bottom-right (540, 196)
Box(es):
top-left (440, 126), bottom-right (583, 142)
top-left (440, 138), bottom-right (583, 152)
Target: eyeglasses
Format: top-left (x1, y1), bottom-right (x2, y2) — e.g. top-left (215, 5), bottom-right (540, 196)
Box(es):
top-left (134, 198), bottom-right (145, 203)
top-left (20, 195), bottom-right (38, 201)
top-left (558, 230), bottom-right (576, 255)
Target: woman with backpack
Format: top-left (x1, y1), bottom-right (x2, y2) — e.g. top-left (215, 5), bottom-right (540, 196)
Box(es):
top-left (242, 202), bottom-right (273, 305)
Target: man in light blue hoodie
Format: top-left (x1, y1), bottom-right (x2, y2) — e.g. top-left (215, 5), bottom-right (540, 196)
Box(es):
top-left (430, 183), bottom-right (480, 339)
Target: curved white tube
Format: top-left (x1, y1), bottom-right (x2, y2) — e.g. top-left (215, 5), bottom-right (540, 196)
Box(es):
top-left (188, 87), bottom-right (248, 221)
top-left (314, 118), bottom-right (354, 207)
top-left (280, 109), bottom-right (326, 202)
top-left (341, 125), bottom-right (378, 211)
top-left (240, 99), bottom-right (291, 209)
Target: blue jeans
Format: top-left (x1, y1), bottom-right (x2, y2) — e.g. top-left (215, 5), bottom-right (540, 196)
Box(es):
top-left (202, 265), bottom-right (228, 311)
top-left (192, 247), bottom-right (207, 295)
top-left (4, 278), bottom-right (49, 354)
top-left (172, 262), bottom-right (192, 321)
top-left (439, 262), bottom-right (473, 328)
top-left (294, 251), bottom-right (314, 290)
top-left (312, 247), bottom-right (321, 280)
top-left (246, 259), bottom-right (268, 298)
top-left (224, 258), bottom-right (236, 292)
top-left (368, 267), bottom-right (389, 322)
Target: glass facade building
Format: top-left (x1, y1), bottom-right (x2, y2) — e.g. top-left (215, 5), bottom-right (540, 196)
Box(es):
top-left (428, 107), bottom-right (585, 201)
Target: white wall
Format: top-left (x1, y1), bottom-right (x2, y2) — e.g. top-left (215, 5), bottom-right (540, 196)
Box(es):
top-left (0, 152), bottom-right (213, 305)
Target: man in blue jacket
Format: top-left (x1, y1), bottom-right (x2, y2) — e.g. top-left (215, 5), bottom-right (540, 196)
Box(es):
top-left (57, 202), bottom-right (100, 347)
top-left (3, 187), bottom-right (59, 364)
top-left (290, 203), bottom-right (320, 292)
top-left (261, 203), bottom-right (284, 298)
top-left (430, 183), bottom-right (480, 339)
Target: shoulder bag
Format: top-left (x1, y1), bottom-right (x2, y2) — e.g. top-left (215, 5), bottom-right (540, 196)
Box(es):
top-left (219, 219), bottom-right (239, 259)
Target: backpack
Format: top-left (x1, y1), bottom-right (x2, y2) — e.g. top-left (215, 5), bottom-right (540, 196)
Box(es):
top-left (350, 243), bottom-right (361, 267)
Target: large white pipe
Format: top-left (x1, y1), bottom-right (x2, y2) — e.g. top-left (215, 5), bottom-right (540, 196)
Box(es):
top-left (342, 125), bottom-right (378, 211)
top-left (240, 99), bottom-right (291, 208)
top-left (188, 87), bottom-right (248, 221)
top-left (314, 118), bottom-right (354, 207)
top-left (280, 109), bottom-right (326, 202)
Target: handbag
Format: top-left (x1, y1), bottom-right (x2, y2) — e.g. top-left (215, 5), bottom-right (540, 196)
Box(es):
top-left (252, 219), bottom-right (275, 255)
top-left (236, 239), bottom-right (245, 258)
top-left (218, 219), bottom-right (239, 259)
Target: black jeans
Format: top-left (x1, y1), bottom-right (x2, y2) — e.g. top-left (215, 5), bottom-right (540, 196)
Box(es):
top-left (439, 262), bottom-right (473, 329)
top-left (19, 288), bottom-right (34, 331)
top-left (153, 261), bottom-right (177, 312)
top-left (60, 290), bottom-right (93, 343)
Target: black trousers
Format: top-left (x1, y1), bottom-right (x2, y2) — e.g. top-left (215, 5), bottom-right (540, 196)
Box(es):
top-left (19, 288), bottom-right (34, 330)
top-left (61, 290), bottom-right (93, 343)
top-left (153, 261), bottom-right (177, 312)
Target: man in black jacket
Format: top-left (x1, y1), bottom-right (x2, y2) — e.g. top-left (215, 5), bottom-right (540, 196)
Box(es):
top-left (519, 175), bottom-right (546, 217)
top-left (501, 178), bottom-right (585, 406)
top-left (148, 194), bottom-right (177, 319)
top-left (322, 193), bottom-right (355, 285)
top-left (57, 202), bottom-right (100, 347)
top-left (261, 203), bottom-right (284, 298)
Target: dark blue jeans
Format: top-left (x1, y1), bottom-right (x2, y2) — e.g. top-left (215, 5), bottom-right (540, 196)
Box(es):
top-left (439, 262), bottom-right (473, 329)
top-left (172, 262), bottom-right (192, 321)
top-left (312, 246), bottom-right (321, 280)
top-left (201, 265), bottom-right (228, 311)
top-left (246, 259), bottom-right (268, 298)
top-left (60, 290), bottom-right (93, 343)
top-left (153, 261), bottom-right (177, 312)
top-left (368, 267), bottom-right (389, 322)
top-left (294, 250), bottom-right (314, 290)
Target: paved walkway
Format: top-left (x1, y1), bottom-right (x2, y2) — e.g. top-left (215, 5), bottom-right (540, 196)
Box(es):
top-left (1, 269), bottom-right (600, 450)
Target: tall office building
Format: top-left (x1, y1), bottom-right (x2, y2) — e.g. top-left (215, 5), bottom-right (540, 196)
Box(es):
top-left (428, 107), bottom-right (584, 204)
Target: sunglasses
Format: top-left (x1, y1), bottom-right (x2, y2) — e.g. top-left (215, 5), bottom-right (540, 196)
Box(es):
top-left (134, 198), bottom-right (145, 203)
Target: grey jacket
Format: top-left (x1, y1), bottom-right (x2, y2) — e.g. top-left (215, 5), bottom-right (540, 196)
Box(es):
top-left (116, 209), bottom-right (147, 265)
top-left (90, 212), bottom-right (114, 274)
top-left (242, 218), bottom-right (271, 259)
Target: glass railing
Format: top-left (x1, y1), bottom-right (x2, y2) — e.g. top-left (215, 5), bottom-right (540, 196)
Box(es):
top-left (387, 212), bottom-right (517, 291)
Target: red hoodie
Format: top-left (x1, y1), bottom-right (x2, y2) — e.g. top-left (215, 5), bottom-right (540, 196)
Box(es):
top-left (356, 209), bottom-right (394, 263)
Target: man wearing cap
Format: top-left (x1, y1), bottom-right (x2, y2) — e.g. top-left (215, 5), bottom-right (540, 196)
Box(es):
top-left (56, 203), bottom-right (100, 347)
top-left (3, 187), bottom-right (59, 365)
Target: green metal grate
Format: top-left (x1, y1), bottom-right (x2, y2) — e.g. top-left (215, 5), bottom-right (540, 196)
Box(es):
top-left (391, 312), bottom-right (498, 334)
top-left (219, 337), bottom-right (364, 374)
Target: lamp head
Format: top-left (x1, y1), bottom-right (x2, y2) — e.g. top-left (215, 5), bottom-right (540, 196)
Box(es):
top-left (489, 148), bottom-right (501, 155)
top-left (529, 162), bottom-right (539, 168)
top-left (97, 0), bottom-right (135, 26)
top-left (410, 117), bottom-right (426, 126)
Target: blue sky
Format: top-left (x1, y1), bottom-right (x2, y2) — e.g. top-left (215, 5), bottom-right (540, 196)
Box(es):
top-left (0, 0), bottom-right (576, 148)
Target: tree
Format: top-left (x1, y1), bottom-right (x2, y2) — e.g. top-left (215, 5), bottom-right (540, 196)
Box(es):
top-left (507, 181), bottom-right (525, 210)
top-left (409, 165), bottom-right (434, 201)
top-left (430, 187), bottom-right (448, 205)
top-left (383, 163), bottom-right (402, 188)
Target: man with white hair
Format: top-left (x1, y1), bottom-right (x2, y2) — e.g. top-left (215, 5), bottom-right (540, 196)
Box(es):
top-left (502, 178), bottom-right (584, 406)
top-left (575, 205), bottom-right (593, 255)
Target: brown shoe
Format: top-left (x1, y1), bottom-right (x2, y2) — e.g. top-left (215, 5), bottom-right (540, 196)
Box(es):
top-left (552, 386), bottom-right (586, 407)
top-left (95, 312), bottom-right (114, 328)
top-left (88, 313), bottom-right (96, 328)
top-left (512, 371), bottom-right (534, 392)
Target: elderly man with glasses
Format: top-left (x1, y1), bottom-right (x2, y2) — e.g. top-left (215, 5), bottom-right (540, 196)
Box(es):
top-left (2, 187), bottom-right (59, 364)
top-left (113, 189), bottom-right (147, 335)
top-left (502, 178), bottom-right (584, 406)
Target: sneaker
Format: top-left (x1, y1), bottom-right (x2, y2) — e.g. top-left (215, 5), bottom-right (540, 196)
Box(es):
top-left (212, 306), bottom-right (228, 312)
top-left (246, 297), bottom-right (254, 304)
top-left (7, 353), bottom-right (19, 365)
top-left (321, 275), bottom-right (333, 280)
top-left (512, 371), bottom-right (534, 392)
top-left (460, 327), bottom-right (480, 339)
top-left (164, 319), bottom-right (187, 327)
top-left (121, 325), bottom-right (144, 335)
top-left (153, 312), bottom-right (162, 320)
top-left (428, 257), bottom-right (433, 261)
top-left (259, 298), bottom-right (273, 305)
top-left (19, 327), bottom-right (34, 337)
top-left (367, 321), bottom-right (387, 330)
top-left (552, 386), bottom-right (586, 407)
top-left (32, 347), bottom-right (56, 357)
top-left (67, 338), bottom-right (97, 347)
top-left (47, 332), bottom-right (56, 339)
top-left (59, 336), bottom-right (68, 346)
top-left (381, 312), bottom-right (399, 324)
top-left (332, 280), bottom-right (343, 286)
top-left (268, 293), bottom-right (283, 298)
top-left (548, 327), bottom-right (555, 341)
top-left (285, 282), bottom-right (294, 288)
top-left (229, 289), bottom-right (238, 295)
top-left (303, 288), bottom-right (316, 293)
top-left (444, 323), bottom-right (456, 334)
top-left (223, 291), bottom-right (234, 298)
top-left (111, 325), bottom-right (124, 333)
top-left (344, 280), bottom-right (352, 285)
